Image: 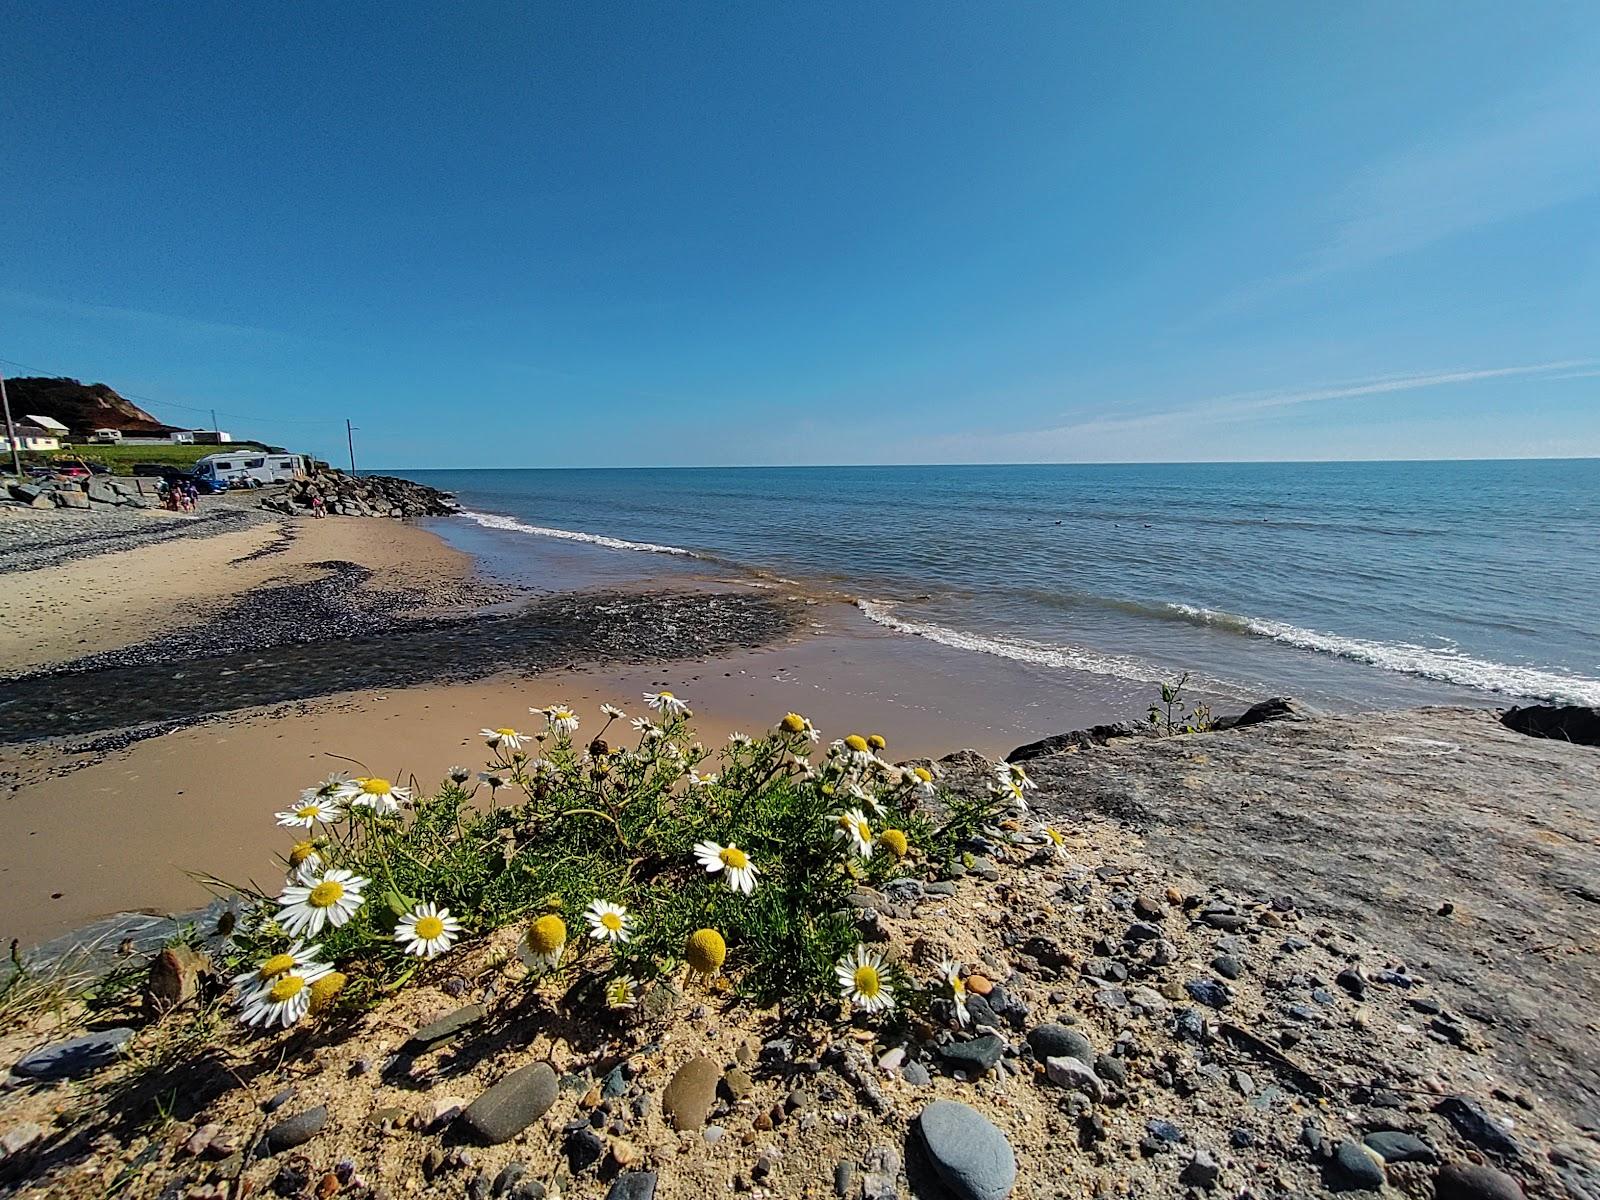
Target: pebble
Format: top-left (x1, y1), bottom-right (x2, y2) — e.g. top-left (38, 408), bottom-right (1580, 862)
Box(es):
top-left (1147, 1119), bottom-right (1185, 1144)
top-left (1330, 1140), bottom-right (1386, 1190)
top-left (1180, 1149), bottom-right (1221, 1189)
top-left (916, 1099), bottom-right (1017, 1200)
top-left (491, 1162), bottom-right (526, 1196)
top-left (1434, 1096), bottom-right (1522, 1158)
top-left (265, 1106), bottom-right (328, 1154)
top-left (605, 1171), bottom-right (658, 1200)
top-left (1362, 1131), bottom-right (1436, 1163)
top-left (1185, 979), bottom-right (1231, 1009)
top-left (663, 1057), bottom-right (722, 1131)
top-left (1435, 1163), bottom-right (1526, 1200)
top-left (1027, 1024), bottom-right (1093, 1065)
top-left (941, 1034), bottom-right (1006, 1077)
top-left (1211, 955), bottom-right (1242, 980)
top-left (1044, 1056), bottom-right (1104, 1100)
top-left (263, 1087), bottom-right (299, 1113)
top-left (901, 1062), bottom-right (932, 1086)
top-left (721, 1066), bottom-right (755, 1100)
top-left (407, 1003), bottom-right (486, 1052)
top-left (1093, 1054), bottom-right (1127, 1086)
top-left (12, 1028), bottom-right (134, 1081)
top-left (0, 1122), bottom-right (44, 1158)
top-left (416, 1096), bottom-right (469, 1130)
top-left (461, 1063), bottom-right (559, 1145)
top-left (564, 1126), bottom-right (604, 1173)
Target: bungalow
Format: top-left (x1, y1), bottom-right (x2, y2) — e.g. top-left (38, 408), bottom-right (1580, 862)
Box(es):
top-left (2, 417), bottom-right (62, 452)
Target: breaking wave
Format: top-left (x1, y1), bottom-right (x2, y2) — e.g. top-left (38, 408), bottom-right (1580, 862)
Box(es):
top-left (1165, 603), bottom-right (1600, 705)
top-left (462, 510), bottom-right (700, 558)
top-left (855, 599), bottom-right (1170, 684)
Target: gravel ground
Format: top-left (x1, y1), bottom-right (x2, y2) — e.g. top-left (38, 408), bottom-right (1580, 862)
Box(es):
top-left (0, 586), bottom-right (800, 745)
top-left (0, 496), bottom-right (275, 574)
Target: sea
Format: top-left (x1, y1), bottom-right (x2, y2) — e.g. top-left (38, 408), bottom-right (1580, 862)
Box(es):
top-left (397, 460), bottom-right (1600, 712)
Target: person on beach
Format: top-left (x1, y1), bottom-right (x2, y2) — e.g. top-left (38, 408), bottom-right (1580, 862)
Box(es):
top-left (310, 493), bottom-right (326, 518)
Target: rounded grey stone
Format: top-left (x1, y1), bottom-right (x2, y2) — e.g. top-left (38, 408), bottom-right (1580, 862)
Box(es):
top-left (462, 1063), bottom-right (559, 1145)
top-left (265, 1106), bottom-right (328, 1153)
top-left (916, 1099), bottom-right (1016, 1200)
top-left (1026, 1023), bottom-right (1093, 1065)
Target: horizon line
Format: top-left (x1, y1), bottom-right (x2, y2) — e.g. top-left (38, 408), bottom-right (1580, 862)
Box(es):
top-left (369, 454), bottom-right (1600, 472)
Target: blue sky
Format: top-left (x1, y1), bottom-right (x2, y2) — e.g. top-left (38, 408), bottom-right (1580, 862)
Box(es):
top-left (2, 3), bottom-right (1597, 467)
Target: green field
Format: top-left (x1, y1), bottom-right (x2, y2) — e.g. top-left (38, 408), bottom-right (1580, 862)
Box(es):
top-left (28, 442), bottom-right (274, 475)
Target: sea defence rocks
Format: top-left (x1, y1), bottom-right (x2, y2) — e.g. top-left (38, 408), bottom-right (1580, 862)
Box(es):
top-left (4, 476), bottom-right (157, 510)
top-left (262, 469), bottom-right (459, 519)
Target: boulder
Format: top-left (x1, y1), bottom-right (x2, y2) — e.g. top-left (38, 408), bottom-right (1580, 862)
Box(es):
top-left (1212, 697), bottom-right (1316, 730)
top-left (53, 489), bottom-right (91, 509)
top-left (1500, 704), bottom-right (1600, 748)
top-left (1007, 722), bottom-right (1147, 762)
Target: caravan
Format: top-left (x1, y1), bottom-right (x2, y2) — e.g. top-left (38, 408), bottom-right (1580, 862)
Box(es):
top-left (192, 452), bottom-right (308, 488)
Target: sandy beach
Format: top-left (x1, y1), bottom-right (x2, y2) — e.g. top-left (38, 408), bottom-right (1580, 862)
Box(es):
top-left (0, 503), bottom-right (1155, 948)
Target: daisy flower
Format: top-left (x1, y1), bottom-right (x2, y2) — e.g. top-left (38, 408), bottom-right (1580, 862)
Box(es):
top-left (878, 828), bottom-right (909, 859)
top-left (478, 771), bottom-right (507, 789)
top-left (585, 899), bottom-right (634, 944)
top-left (481, 727), bottom-right (528, 750)
top-left (841, 734), bottom-right (877, 765)
top-left (1043, 826), bottom-right (1068, 859)
top-left (275, 794), bottom-right (344, 829)
top-left (836, 945), bottom-right (895, 1013)
top-left (994, 761), bottom-right (1036, 798)
top-left (526, 914), bottom-right (567, 970)
top-left (605, 975), bottom-right (639, 1010)
top-left (942, 960), bottom-right (971, 1026)
top-left (539, 705), bottom-right (580, 736)
top-left (230, 940), bottom-right (326, 995)
top-left (303, 773), bottom-right (349, 800)
top-left (394, 901), bottom-right (463, 959)
top-left (276, 868), bottom-right (368, 937)
top-left (286, 840), bottom-right (324, 884)
top-left (644, 690), bottom-right (689, 715)
top-left (727, 731), bottom-right (752, 746)
top-left (779, 712), bottom-right (820, 742)
top-left (833, 808), bottom-right (875, 858)
top-left (237, 958), bottom-right (335, 1029)
top-left (686, 768), bottom-right (716, 789)
top-left (867, 734), bottom-right (887, 752)
top-left (631, 717), bottom-right (664, 739)
top-left (342, 777), bottom-right (411, 815)
top-left (693, 840), bottom-right (760, 894)
top-left (908, 765), bottom-right (937, 799)
top-left (600, 703), bottom-right (627, 720)
top-left (448, 765), bottom-right (472, 783)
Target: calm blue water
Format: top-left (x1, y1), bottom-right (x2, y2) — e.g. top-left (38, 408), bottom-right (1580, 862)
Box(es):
top-left (398, 461), bottom-right (1600, 710)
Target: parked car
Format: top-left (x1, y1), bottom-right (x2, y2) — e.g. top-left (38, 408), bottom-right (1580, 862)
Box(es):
top-left (160, 467), bottom-right (229, 495)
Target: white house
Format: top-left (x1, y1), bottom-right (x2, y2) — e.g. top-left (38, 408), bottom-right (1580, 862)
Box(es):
top-left (3, 418), bottom-right (62, 452)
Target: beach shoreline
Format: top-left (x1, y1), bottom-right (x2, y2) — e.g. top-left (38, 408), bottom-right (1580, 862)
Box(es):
top-left (1, 504), bottom-right (1162, 948)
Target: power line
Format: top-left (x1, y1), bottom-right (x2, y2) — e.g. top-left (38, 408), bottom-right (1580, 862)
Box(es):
top-left (0, 355), bottom-right (349, 428)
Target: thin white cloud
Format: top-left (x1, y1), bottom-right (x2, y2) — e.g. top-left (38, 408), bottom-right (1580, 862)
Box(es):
top-left (928, 359), bottom-right (1593, 455)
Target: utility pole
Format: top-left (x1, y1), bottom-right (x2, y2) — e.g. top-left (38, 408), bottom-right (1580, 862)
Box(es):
top-left (346, 418), bottom-right (357, 476)
top-left (210, 407), bottom-right (219, 437)
top-left (0, 369), bottom-right (22, 479)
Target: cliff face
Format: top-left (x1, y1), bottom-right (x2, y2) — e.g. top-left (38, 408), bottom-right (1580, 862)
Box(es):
top-left (2, 377), bottom-right (178, 435)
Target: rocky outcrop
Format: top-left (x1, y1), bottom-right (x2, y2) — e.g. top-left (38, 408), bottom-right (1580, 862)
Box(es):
top-left (262, 470), bottom-right (459, 520)
top-left (6, 477), bottom-right (158, 510)
top-left (1006, 721), bottom-right (1147, 763)
top-left (1501, 704), bottom-right (1600, 748)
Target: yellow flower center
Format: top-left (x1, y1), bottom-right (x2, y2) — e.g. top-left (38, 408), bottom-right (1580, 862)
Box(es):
top-left (495, 728), bottom-right (517, 738)
top-left (657, 691), bottom-right (674, 700)
top-left (913, 767), bottom-right (933, 783)
top-left (554, 709), bottom-right (574, 721)
top-left (361, 778), bottom-right (393, 796)
top-left (879, 828), bottom-right (909, 858)
top-left (951, 972), bottom-right (966, 996)
top-left (288, 841), bottom-right (318, 867)
top-left (268, 975), bottom-right (306, 1003)
top-left (414, 915), bottom-right (445, 939)
top-left (780, 713), bottom-right (807, 733)
top-left (1046, 827), bottom-right (1065, 845)
top-left (308, 880), bottom-right (345, 908)
top-left (308, 971), bottom-right (346, 1014)
top-left (528, 914), bottom-right (567, 954)
top-left (844, 734), bottom-right (869, 753)
top-left (686, 928), bottom-right (726, 974)
top-left (258, 953), bottom-right (296, 979)
top-left (719, 847), bottom-right (749, 870)
top-left (600, 911), bottom-right (623, 932)
top-left (867, 734), bottom-right (886, 750)
top-left (854, 820), bottom-right (871, 840)
top-left (296, 805), bottom-right (320, 820)
top-left (852, 964), bottom-right (882, 998)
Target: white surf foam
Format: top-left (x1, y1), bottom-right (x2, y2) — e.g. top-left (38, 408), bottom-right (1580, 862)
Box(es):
top-left (856, 599), bottom-right (1169, 684)
top-left (462, 510), bottom-right (699, 557)
top-left (1166, 603), bottom-right (1600, 705)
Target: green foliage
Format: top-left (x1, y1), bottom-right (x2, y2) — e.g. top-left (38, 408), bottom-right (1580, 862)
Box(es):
top-left (225, 705), bottom-right (1007, 1024)
top-left (1146, 671), bottom-right (1213, 736)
